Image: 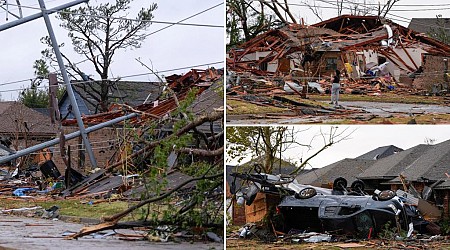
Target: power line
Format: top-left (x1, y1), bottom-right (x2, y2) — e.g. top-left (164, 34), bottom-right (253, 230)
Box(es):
top-left (315, 0), bottom-right (450, 7)
top-left (308, 0), bottom-right (450, 30)
top-left (144, 2), bottom-right (223, 38)
top-left (0, 60), bottom-right (224, 93)
top-left (6, 2), bottom-right (223, 28)
top-left (27, 2), bottom-right (224, 78)
top-left (0, 3), bottom-right (224, 91)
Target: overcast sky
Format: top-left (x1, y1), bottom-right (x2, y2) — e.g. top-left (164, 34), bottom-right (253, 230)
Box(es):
top-left (0, 0), bottom-right (224, 101)
top-left (278, 0), bottom-right (450, 26)
top-left (228, 125), bottom-right (450, 169)
top-left (225, 0), bottom-right (450, 43)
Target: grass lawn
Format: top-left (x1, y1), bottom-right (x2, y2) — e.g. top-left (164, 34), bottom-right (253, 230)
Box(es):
top-left (0, 197), bottom-right (139, 220)
top-left (227, 99), bottom-right (289, 115)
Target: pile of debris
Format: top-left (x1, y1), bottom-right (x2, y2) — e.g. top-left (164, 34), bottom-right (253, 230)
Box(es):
top-left (0, 67), bottom-right (225, 243)
top-left (228, 171), bottom-right (449, 246)
top-left (226, 15), bottom-right (450, 120)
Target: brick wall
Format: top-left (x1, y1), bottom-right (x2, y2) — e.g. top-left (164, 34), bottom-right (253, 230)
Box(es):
top-left (443, 191), bottom-right (450, 219)
top-left (51, 126), bottom-right (123, 174)
top-left (413, 55), bottom-right (448, 91)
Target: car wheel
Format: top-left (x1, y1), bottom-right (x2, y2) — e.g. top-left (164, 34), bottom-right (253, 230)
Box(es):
top-left (333, 177), bottom-right (348, 191)
top-left (377, 190), bottom-right (396, 201)
top-left (351, 180), bottom-right (365, 192)
top-left (295, 187), bottom-right (317, 199)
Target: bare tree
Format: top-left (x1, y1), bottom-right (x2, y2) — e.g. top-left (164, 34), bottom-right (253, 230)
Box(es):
top-left (40, 0), bottom-right (157, 112)
top-left (378, 0), bottom-right (400, 18)
top-left (259, 0), bottom-right (297, 24)
top-left (227, 126), bottom-right (353, 174)
top-left (227, 0), bottom-right (273, 45)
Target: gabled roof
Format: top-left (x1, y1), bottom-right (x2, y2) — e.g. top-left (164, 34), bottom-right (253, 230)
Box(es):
top-left (408, 18), bottom-right (450, 37)
top-left (356, 145), bottom-right (403, 160)
top-left (396, 139), bottom-right (450, 181)
top-left (358, 144), bottom-right (431, 180)
top-left (296, 158), bottom-right (376, 187)
top-left (59, 81), bottom-right (163, 115)
top-left (0, 102), bottom-right (56, 136)
top-left (358, 139), bottom-right (450, 182)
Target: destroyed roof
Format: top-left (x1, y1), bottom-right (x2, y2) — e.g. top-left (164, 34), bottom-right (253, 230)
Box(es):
top-left (61, 68), bottom-right (222, 126)
top-left (296, 158), bottom-right (376, 187)
top-left (408, 18), bottom-right (450, 38)
top-left (313, 15), bottom-right (384, 34)
top-left (59, 81), bottom-right (163, 118)
top-left (0, 102), bottom-right (56, 136)
top-left (355, 145), bottom-right (403, 160)
top-left (190, 78), bottom-right (223, 115)
top-left (228, 15), bottom-right (450, 75)
top-left (313, 15), bottom-right (450, 54)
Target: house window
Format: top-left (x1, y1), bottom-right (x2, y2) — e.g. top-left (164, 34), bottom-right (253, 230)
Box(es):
top-left (326, 58), bottom-right (337, 70)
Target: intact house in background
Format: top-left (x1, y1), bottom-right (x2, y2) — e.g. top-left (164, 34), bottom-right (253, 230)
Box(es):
top-left (297, 139), bottom-right (450, 219)
top-left (408, 18), bottom-right (450, 44)
top-left (0, 102), bottom-right (56, 168)
top-left (227, 15), bottom-right (450, 92)
top-left (59, 81), bottom-right (164, 119)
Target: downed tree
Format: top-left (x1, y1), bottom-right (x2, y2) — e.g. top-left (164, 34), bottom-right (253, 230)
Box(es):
top-left (67, 172), bottom-right (223, 239)
top-left (106, 111), bottom-right (224, 171)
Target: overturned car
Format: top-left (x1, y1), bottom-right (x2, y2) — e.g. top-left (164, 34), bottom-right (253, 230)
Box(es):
top-left (231, 172), bottom-right (434, 238)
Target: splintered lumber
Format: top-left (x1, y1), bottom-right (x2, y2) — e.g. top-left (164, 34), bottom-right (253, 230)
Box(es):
top-left (68, 172), bottom-right (222, 239)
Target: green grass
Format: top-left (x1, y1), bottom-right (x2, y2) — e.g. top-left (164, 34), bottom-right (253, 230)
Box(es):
top-left (227, 99), bottom-right (289, 115)
top-left (0, 198), bottom-right (137, 220)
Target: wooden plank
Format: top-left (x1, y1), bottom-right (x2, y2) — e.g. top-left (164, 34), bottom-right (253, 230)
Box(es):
top-left (399, 42), bottom-right (419, 70)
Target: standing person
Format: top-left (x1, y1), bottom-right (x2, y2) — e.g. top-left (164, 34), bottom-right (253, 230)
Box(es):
top-left (330, 69), bottom-right (341, 107)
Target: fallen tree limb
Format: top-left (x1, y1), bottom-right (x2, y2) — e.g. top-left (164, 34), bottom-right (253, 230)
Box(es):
top-left (106, 111), bottom-right (223, 171)
top-left (176, 146), bottom-right (224, 157)
top-left (67, 172), bottom-right (223, 239)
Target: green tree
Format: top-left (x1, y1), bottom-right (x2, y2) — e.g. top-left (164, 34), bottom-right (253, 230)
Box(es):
top-left (227, 126), bottom-right (353, 174)
top-left (427, 15), bottom-right (450, 45)
top-left (39, 0), bottom-right (157, 112)
top-left (19, 60), bottom-right (65, 108)
top-left (226, 126), bottom-right (304, 173)
top-left (19, 88), bottom-right (49, 108)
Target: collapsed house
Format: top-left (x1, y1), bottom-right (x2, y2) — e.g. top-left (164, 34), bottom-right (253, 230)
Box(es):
top-left (227, 15), bottom-right (450, 92)
top-left (0, 68), bottom-right (224, 200)
top-left (52, 68), bottom-right (223, 174)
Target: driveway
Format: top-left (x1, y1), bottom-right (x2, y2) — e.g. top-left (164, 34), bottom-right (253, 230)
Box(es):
top-left (0, 215), bottom-right (222, 250)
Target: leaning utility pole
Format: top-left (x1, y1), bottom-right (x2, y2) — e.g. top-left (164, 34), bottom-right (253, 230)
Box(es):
top-left (38, 0), bottom-right (97, 168)
top-left (0, 0), bottom-right (97, 168)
